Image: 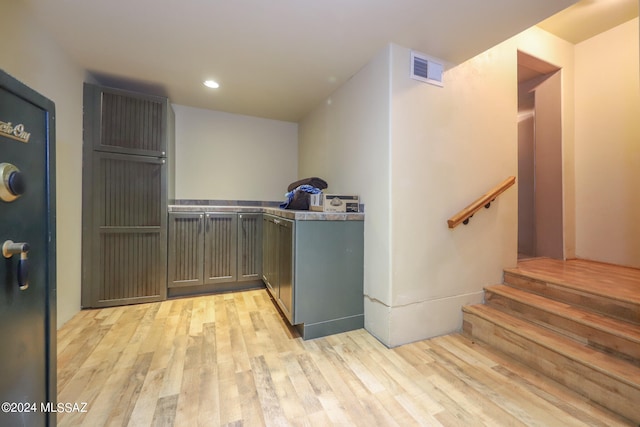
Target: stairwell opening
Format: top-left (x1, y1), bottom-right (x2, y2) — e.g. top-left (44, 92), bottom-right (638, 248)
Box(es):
top-left (517, 51), bottom-right (564, 260)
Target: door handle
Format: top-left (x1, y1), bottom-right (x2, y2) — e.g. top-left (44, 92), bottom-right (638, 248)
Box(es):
top-left (3, 240), bottom-right (30, 290)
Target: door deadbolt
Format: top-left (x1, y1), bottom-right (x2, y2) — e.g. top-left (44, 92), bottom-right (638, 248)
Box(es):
top-left (0, 163), bottom-right (25, 202)
top-left (3, 240), bottom-right (30, 290)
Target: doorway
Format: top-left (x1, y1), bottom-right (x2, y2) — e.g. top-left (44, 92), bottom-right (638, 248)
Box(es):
top-left (517, 51), bottom-right (564, 260)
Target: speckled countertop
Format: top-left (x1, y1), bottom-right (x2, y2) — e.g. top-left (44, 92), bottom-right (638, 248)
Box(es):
top-left (168, 201), bottom-right (364, 221)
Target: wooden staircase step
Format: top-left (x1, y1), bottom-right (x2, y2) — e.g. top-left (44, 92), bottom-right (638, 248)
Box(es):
top-left (485, 284), bottom-right (640, 362)
top-left (462, 304), bottom-right (640, 423)
top-left (504, 258), bottom-right (640, 324)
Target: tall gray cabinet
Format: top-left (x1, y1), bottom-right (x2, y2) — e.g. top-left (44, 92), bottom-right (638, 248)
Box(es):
top-left (81, 84), bottom-right (174, 308)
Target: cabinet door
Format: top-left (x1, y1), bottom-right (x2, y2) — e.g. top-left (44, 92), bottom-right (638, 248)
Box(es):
top-left (168, 213), bottom-right (204, 288)
top-left (277, 219), bottom-right (295, 323)
top-left (81, 83), bottom-right (171, 308)
top-left (262, 216), bottom-right (275, 292)
top-left (204, 213), bottom-right (238, 285)
top-left (84, 83), bottom-right (168, 157)
top-left (238, 213), bottom-right (262, 282)
top-left (86, 152), bottom-right (168, 305)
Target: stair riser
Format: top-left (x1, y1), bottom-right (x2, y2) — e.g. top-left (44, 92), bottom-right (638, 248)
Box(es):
top-left (504, 272), bottom-right (640, 325)
top-left (485, 291), bottom-right (640, 362)
top-left (463, 310), bottom-right (640, 423)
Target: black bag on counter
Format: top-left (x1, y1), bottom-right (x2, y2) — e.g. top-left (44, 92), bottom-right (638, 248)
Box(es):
top-left (287, 191), bottom-right (311, 210)
top-left (281, 177), bottom-right (327, 210)
top-left (286, 177), bottom-right (327, 192)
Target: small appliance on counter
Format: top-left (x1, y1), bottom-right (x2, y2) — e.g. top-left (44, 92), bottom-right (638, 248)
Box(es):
top-left (310, 193), bottom-right (360, 213)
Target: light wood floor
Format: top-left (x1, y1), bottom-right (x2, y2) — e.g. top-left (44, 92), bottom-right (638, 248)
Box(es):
top-left (57, 289), bottom-right (632, 426)
top-left (510, 258), bottom-right (640, 303)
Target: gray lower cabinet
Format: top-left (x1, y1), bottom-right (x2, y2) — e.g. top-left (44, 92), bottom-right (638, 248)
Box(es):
top-left (262, 215), bottom-right (295, 322)
top-left (237, 213), bottom-right (263, 282)
top-left (278, 220), bottom-right (294, 320)
top-left (203, 212), bottom-right (238, 284)
top-left (262, 214), bottom-right (364, 339)
top-left (168, 212), bottom-right (262, 293)
top-left (168, 212), bottom-right (205, 287)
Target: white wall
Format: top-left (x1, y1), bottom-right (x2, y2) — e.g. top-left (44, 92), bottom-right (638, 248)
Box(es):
top-left (574, 18), bottom-right (640, 268)
top-left (387, 44), bottom-right (516, 345)
top-left (173, 105), bottom-right (298, 201)
top-left (299, 26), bottom-right (577, 347)
top-left (298, 46), bottom-right (393, 343)
top-left (2, 0), bottom-right (86, 327)
top-left (386, 29), bottom-right (575, 346)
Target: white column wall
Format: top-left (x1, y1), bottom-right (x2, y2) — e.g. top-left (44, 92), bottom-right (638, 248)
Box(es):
top-left (385, 28), bottom-right (576, 346)
top-left (574, 18), bottom-right (640, 268)
top-left (298, 47), bottom-right (393, 344)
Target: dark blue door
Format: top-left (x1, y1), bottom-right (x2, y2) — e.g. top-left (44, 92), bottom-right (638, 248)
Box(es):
top-left (0, 71), bottom-right (56, 426)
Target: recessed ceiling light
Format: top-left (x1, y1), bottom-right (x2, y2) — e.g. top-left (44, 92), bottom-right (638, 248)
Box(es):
top-left (203, 80), bottom-right (219, 89)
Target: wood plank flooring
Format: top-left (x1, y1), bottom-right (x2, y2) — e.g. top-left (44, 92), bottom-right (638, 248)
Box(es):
top-left (57, 289), bottom-right (633, 426)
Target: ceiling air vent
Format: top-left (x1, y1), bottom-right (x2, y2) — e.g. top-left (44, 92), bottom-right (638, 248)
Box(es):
top-left (410, 51), bottom-right (444, 87)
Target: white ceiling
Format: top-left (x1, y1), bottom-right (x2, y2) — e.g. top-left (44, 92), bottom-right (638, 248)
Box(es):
top-left (537, 0), bottom-right (638, 44)
top-left (23, 0), bottom-right (637, 122)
